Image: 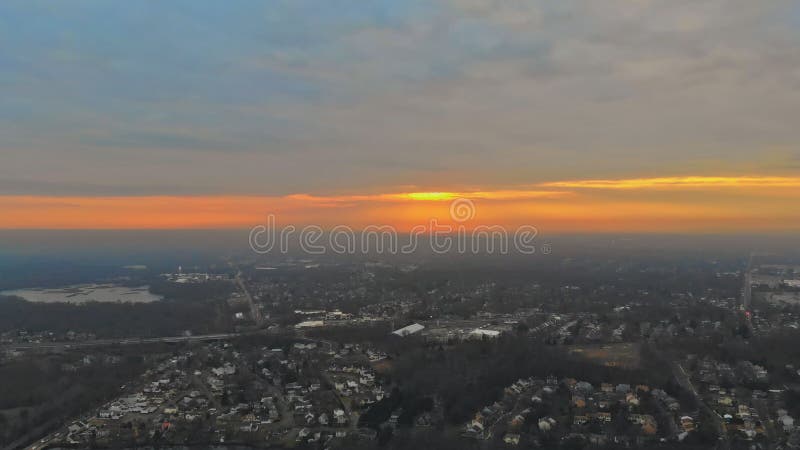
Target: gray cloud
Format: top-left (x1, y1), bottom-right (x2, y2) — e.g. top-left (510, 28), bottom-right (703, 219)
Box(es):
top-left (1, 0), bottom-right (799, 196)
top-left (0, 178), bottom-right (195, 196)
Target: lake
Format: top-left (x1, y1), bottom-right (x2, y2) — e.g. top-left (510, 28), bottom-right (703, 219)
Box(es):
top-left (1, 284), bottom-right (163, 304)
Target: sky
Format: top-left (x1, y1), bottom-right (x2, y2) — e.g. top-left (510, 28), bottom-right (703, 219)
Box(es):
top-left (2, 1), bottom-right (800, 232)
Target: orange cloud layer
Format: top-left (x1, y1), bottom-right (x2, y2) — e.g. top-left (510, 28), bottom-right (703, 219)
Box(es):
top-left (539, 175), bottom-right (800, 189)
top-left (2, 177), bottom-right (800, 232)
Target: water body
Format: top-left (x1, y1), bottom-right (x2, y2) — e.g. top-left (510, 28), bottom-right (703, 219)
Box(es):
top-left (1, 284), bottom-right (163, 304)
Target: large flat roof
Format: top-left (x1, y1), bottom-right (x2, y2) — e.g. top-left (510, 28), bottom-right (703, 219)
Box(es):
top-left (392, 323), bottom-right (425, 336)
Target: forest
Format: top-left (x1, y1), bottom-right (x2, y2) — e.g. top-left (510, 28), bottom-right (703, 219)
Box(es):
top-left (0, 294), bottom-right (231, 338)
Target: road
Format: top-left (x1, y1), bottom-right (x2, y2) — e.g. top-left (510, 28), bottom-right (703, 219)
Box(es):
top-left (2, 322), bottom-right (303, 352)
top-left (234, 270), bottom-right (263, 326)
top-left (672, 362), bottom-right (729, 449)
top-left (2, 332), bottom-right (243, 351)
top-left (3, 326), bottom-right (337, 353)
top-left (226, 259), bottom-right (262, 326)
top-left (3, 418), bottom-right (63, 450)
top-left (743, 252), bottom-right (754, 311)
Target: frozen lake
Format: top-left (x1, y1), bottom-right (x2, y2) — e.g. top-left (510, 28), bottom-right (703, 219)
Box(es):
top-left (1, 284), bottom-right (163, 304)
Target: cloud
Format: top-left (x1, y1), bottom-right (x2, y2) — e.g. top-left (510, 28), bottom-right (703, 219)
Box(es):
top-left (540, 176), bottom-right (800, 190)
top-left (287, 189), bottom-right (571, 203)
top-left (2, 178), bottom-right (800, 231)
top-left (0, 178), bottom-right (194, 196)
top-left (79, 131), bottom-right (237, 152)
top-left (0, 1), bottom-right (799, 196)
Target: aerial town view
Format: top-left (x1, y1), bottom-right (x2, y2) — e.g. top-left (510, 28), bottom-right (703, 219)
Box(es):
top-left (3, 1), bottom-right (800, 450)
top-left (3, 246), bottom-right (800, 450)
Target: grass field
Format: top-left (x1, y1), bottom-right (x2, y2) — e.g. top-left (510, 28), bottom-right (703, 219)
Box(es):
top-left (567, 343), bottom-right (641, 369)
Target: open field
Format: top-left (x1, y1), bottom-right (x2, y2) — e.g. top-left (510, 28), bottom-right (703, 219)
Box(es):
top-left (567, 343), bottom-right (641, 369)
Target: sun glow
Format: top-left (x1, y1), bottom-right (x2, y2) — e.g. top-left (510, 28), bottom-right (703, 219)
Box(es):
top-left (403, 192), bottom-right (459, 201)
top-left (3, 175), bottom-right (800, 231)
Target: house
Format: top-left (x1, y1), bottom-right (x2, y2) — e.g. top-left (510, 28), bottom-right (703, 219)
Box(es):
top-left (737, 404), bottom-right (751, 418)
top-left (416, 412), bottom-right (433, 428)
top-left (465, 419), bottom-right (485, 436)
top-left (211, 364), bottom-right (236, 377)
top-left (593, 412), bottom-right (612, 423)
top-left (642, 420), bottom-right (658, 435)
top-left (576, 381), bottom-right (594, 395)
top-left (471, 328), bottom-right (501, 339)
top-left (781, 415), bottom-right (795, 432)
top-left (334, 408), bottom-right (347, 425)
top-left (629, 414), bottom-right (658, 435)
top-left (625, 393), bottom-right (640, 406)
top-left (589, 434), bottom-right (607, 445)
top-left (389, 410), bottom-right (402, 426)
top-left (503, 433), bottom-right (521, 445)
top-left (665, 398), bottom-right (681, 411)
top-left (538, 417), bottom-right (556, 432)
top-left (680, 416), bottom-right (695, 432)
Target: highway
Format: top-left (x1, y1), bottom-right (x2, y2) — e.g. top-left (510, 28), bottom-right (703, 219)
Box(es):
top-left (2, 332), bottom-right (244, 351)
top-left (743, 252), bottom-right (755, 311)
top-left (2, 326), bottom-right (335, 352)
top-left (229, 262), bottom-right (263, 326)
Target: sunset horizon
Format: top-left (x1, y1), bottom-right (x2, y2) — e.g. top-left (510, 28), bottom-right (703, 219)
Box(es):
top-left (4, 2), bottom-right (800, 235)
top-left (4, 3), bottom-right (800, 449)
top-left (4, 174), bottom-right (800, 232)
